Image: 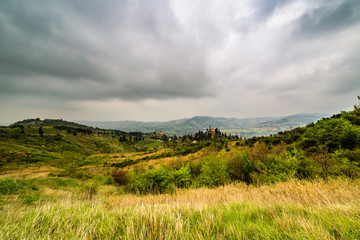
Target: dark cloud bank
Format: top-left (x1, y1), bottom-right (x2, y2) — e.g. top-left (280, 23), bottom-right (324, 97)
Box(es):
top-left (0, 0), bottom-right (359, 121)
top-left (0, 0), bottom-right (212, 101)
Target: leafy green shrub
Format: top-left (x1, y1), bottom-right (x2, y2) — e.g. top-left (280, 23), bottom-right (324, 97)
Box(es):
top-left (94, 141), bottom-right (111, 153)
top-left (300, 138), bottom-right (318, 151)
top-left (347, 149), bottom-right (360, 163)
top-left (111, 159), bottom-right (134, 168)
top-left (332, 149), bottom-right (360, 178)
top-left (0, 178), bottom-right (34, 195)
top-left (20, 153), bottom-right (52, 163)
top-left (305, 146), bottom-right (318, 154)
top-left (189, 160), bottom-right (202, 178)
top-left (126, 165), bottom-right (191, 194)
top-left (9, 127), bottom-right (22, 139)
top-left (340, 125), bottom-right (359, 150)
top-left (336, 157), bottom-right (360, 179)
top-left (75, 170), bottom-right (93, 180)
top-left (296, 155), bottom-right (319, 179)
top-left (311, 153), bottom-right (335, 180)
top-left (92, 175), bottom-right (115, 185)
top-left (126, 166), bottom-right (171, 194)
top-left (227, 150), bottom-right (252, 184)
top-left (265, 154), bottom-right (299, 183)
top-left (198, 154), bottom-right (229, 187)
top-left (168, 165), bottom-right (191, 188)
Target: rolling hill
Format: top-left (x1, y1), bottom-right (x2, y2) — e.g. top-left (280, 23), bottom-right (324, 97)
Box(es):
top-left (12, 118), bottom-right (89, 128)
top-left (77, 113), bottom-right (328, 137)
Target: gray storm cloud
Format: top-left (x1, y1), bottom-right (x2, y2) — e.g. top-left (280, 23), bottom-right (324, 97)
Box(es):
top-left (0, 0), bottom-right (360, 122)
top-left (0, 0), bottom-right (213, 101)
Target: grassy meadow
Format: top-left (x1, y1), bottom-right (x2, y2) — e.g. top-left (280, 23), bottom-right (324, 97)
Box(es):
top-left (1, 178), bottom-right (360, 239)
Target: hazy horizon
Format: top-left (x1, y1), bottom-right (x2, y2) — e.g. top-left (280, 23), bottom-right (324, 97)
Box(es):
top-left (1, 0), bottom-right (359, 123)
top-left (2, 112), bottom-right (332, 127)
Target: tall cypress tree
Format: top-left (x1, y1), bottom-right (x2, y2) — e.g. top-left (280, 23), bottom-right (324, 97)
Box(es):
top-left (38, 126), bottom-right (44, 136)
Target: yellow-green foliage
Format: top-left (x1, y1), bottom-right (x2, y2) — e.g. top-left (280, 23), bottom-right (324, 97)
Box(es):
top-left (1, 179), bottom-right (360, 239)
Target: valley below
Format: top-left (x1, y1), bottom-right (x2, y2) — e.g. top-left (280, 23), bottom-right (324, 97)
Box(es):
top-left (77, 113), bottom-right (328, 137)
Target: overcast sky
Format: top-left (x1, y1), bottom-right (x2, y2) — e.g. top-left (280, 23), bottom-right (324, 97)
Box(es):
top-left (1, 0), bottom-right (359, 123)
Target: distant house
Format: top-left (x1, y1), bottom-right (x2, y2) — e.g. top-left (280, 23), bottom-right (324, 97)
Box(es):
top-left (155, 130), bottom-right (163, 138)
top-left (206, 126), bottom-right (216, 137)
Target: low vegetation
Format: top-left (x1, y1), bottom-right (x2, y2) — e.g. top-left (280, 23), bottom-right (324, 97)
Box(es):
top-left (1, 97), bottom-right (360, 239)
top-left (1, 178), bottom-right (360, 239)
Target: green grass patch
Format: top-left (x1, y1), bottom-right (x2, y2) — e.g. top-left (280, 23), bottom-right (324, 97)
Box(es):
top-left (31, 177), bottom-right (79, 189)
top-left (20, 193), bottom-right (42, 205)
top-left (0, 200), bottom-right (359, 239)
top-left (0, 178), bottom-right (36, 195)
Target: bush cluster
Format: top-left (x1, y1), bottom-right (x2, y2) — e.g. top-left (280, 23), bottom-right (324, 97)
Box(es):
top-left (125, 165), bottom-right (192, 194)
top-left (120, 140), bottom-right (360, 195)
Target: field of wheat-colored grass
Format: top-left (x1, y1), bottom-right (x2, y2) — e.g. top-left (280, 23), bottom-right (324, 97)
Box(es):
top-left (1, 178), bottom-right (360, 239)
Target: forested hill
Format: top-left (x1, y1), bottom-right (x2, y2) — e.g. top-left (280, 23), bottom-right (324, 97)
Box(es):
top-left (77, 113), bottom-right (328, 136)
top-left (12, 118), bottom-right (89, 128)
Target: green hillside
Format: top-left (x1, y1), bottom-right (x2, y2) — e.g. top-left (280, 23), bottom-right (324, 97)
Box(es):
top-left (12, 118), bottom-right (89, 128)
top-left (1, 99), bottom-right (359, 187)
top-left (1, 99), bottom-right (360, 239)
top-left (76, 113), bottom-right (328, 136)
top-left (0, 119), bottom-right (158, 175)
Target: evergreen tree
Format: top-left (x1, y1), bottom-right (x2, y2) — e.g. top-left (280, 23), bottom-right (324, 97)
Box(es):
top-left (38, 126), bottom-right (44, 136)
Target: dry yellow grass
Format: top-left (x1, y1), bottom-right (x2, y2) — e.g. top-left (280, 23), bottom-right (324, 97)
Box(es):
top-left (103, 178), bottom-right (360, 208)
top-left (123, 147), bottom-right (211, 171)
top-left (0, 166), bottom-right (59, 178)
top-left (2, 179), bottom-right (360, 239)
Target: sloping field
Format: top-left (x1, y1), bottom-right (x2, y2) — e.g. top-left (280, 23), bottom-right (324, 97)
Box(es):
top-left (1, 179), bottom-right (359, 239)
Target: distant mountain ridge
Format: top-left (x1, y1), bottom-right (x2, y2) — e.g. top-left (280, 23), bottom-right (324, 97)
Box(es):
top-left (253, 113), bottom-right (328, 129)
top-left (76, 113), bottom-right (329, 137)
